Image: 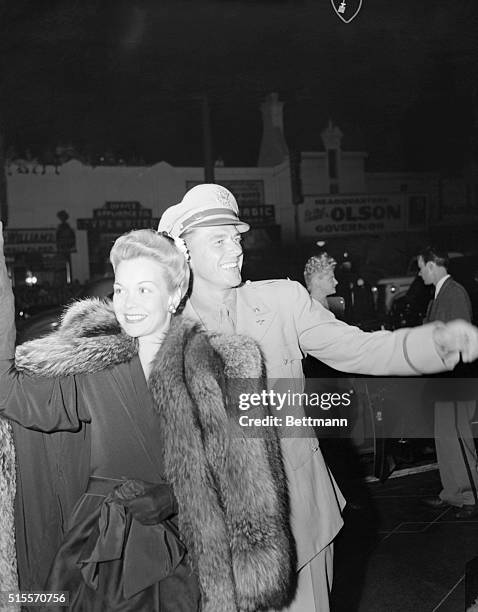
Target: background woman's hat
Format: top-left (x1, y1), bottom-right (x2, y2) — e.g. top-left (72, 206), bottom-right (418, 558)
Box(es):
top-left (158, 184), bottom-right (250, 238)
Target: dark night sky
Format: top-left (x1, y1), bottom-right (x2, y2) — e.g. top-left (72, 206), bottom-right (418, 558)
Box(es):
top-left (1, 0), bottom-right (477, 171)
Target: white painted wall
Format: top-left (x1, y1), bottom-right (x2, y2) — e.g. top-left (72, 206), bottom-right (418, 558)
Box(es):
top-left (6, 159), bottom-right (294, 281)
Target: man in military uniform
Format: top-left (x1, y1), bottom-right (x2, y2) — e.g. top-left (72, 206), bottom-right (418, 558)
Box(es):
top-left (159, 184), bottom-right (478, 612)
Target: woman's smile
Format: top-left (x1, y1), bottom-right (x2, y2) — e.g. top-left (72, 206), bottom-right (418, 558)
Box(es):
top-left (123, 313), bottom-right (148, 323)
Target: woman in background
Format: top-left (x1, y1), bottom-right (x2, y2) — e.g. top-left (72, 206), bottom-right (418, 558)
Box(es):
top-left (303, 252), bottom-right (338, 309)
top-left (302, 251), bottom-right (363, 511)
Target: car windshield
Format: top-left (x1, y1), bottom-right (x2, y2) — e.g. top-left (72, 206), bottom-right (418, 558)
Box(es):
top-left (407, 257), bottom-right (419, 275)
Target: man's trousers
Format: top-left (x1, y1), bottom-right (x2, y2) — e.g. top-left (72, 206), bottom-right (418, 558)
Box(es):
top-left (435, 400), bottom-right (478, 506)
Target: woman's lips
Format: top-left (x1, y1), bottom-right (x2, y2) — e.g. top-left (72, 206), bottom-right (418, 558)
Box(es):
top-left (124, 314), bottom-right (147, 323)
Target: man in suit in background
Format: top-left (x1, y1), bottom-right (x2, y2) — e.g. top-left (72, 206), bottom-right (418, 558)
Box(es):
top-left (419, 246), bottom-right (478, 519)
top-left (159, 184), bottom-right (478, 611)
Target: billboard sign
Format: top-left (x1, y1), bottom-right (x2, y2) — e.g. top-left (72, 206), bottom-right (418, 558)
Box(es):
top-left (300, 194), bottom-right (426, 237)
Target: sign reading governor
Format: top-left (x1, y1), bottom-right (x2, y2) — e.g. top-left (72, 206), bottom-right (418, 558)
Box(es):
top-left (300, 194), bottom-right (407, 237)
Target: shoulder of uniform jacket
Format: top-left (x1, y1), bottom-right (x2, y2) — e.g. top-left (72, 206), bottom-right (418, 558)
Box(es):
top-left (241, 278), bottom-right (296, 287)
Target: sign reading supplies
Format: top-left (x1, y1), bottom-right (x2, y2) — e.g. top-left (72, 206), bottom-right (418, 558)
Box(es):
top-left (300, 194), bottom-right (425, 237)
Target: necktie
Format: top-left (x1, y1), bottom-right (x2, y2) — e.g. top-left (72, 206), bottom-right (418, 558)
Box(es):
top-left (425, 297), bottom-right (435, 322)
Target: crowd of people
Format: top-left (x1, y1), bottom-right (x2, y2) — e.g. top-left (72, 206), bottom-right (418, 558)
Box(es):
top-left (1, 183), bottom-right (478, 611)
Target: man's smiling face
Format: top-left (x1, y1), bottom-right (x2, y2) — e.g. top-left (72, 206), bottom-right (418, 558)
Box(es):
top-left (184, 225), bottom-right (244, 291)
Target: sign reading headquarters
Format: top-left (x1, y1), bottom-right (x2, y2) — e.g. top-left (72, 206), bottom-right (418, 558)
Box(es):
top-left (300, 194), bottom-right (428, 237)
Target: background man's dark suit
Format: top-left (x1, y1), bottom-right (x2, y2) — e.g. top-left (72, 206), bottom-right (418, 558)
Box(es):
top-left (425, 277), bottom-right (478, 507)
top-left (426, 277), bottom-right (472, 324)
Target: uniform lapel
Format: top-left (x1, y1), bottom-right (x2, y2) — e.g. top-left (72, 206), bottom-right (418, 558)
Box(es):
top-left (184, 285), bottom-right (277, 341)
top-left (235, 284), bottom-right (276, 342)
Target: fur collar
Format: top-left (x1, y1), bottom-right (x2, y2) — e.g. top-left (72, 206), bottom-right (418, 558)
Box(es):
top-left (15, 298), bottom-right (264, 380)
top-left (14, 298), bottom-right (296, 611)
top-left (15, 299), bottom-right (136, 376)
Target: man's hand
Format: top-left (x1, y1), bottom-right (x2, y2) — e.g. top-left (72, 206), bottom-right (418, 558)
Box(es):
top-left (433, 320), bottom-right (478, 366)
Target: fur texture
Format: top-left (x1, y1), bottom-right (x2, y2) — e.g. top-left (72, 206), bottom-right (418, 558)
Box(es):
top-left (0, 417), bottom-right (18, 599)
top-left (15, 299), bottom-right (137, 376)
top-left (14, 299), bottom-right (296, 611)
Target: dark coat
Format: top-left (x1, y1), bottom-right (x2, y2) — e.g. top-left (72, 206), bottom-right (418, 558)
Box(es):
top-left (1, 299), bottom-right (296, 612)
top-left (425, 277), bottom-right (472, 324)
top-left (424, 276), bottom-right (476, 401)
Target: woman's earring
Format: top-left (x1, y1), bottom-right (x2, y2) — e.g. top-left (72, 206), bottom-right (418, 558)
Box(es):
top-left (168, 304), bottom-right (177, 314)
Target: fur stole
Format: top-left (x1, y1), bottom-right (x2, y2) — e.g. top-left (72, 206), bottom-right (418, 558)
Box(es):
top-left (0, 418), bottom-right (17, 597)
top-left (15, 299), bottom-right (297, 611)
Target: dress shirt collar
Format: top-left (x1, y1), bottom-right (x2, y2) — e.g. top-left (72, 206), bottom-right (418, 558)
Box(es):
top-left (434, 274), bottom-right (450, 299)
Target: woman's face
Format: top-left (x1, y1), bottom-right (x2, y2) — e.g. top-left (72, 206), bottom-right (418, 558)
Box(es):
top-left (113, 257), bottom-right (174, 339)
top-left (310, 270), bottom-right (338, 301)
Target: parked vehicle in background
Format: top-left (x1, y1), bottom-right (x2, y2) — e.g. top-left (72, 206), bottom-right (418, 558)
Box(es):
top-left (388, 276), bottom-right (433, 329)
top-left (335, 257), bottom-right (382, 330)
top-left (17, 277), bottom-right (114, 343)
top-left (326, 295), bottom-right (346, 320)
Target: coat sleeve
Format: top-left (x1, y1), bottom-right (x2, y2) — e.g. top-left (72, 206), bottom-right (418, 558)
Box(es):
top-left (0, 248), bottom-right (90, 432)
top-left (287, 281), bottom-right (451, 375)
top-left (0, 361), bottom-right (90, 432)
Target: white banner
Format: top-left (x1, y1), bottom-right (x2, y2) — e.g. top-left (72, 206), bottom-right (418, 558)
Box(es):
top-left (300, 194), bottom-right (409, 237)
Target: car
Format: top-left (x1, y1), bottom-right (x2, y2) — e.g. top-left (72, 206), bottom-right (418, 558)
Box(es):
top-left (17, 277), bottom-right (114, 344)
top-left (388, 276), bottom-right (433, 328)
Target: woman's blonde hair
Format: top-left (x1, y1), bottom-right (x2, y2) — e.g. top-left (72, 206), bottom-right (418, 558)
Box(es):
top-left (110, 229), bottom-right (190, 299)
top-left (303, 253), bottom-right (337, 288)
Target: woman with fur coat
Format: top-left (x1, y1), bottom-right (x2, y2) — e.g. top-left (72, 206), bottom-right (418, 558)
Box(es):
top-left (0, 226), bottom-right (296, 612)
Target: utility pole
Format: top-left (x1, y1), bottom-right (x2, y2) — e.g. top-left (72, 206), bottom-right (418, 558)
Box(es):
top-left (0, 122), bottom-right (7, 225)
top-left (201, 94), bottom-right (214, 183)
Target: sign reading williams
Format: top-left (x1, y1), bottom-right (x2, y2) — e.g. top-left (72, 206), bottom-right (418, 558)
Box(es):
top-left (300, 194), bottom-right (410, 237)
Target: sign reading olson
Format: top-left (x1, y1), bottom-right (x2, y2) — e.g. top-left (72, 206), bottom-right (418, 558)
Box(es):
top-left (300, 194), bottom-right (406, 237)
